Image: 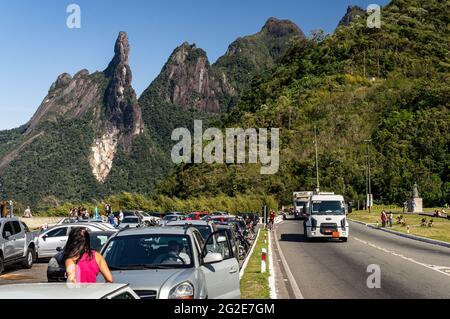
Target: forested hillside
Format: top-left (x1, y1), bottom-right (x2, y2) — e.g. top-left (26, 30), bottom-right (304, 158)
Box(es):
top-left (160, 0), bottom-right (450, 207)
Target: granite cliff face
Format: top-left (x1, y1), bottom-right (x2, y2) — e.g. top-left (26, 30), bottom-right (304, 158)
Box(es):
top-left (144, 42), bottom-right (236, 113)
top-left (337, 5), bottom-right (366, 28)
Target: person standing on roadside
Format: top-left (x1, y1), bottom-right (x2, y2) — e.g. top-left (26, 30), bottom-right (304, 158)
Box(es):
top-left (118, 210), bottom-right (124, 225)
top-left (380, 210), bottom-right (387, 227)
top-left (268, 210), bottom-right (275, 230)
top-left (389, 212), bottom-right (393, 227)
top-left (63, 227), bottom-right (113, 284)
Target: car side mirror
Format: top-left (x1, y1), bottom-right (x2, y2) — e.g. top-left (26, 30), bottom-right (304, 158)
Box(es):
top-left (4, 231), bottom-right (11, 239)
top-left (43, 234), bottom-right (48, 241)
top-left (203, 252), bottom-right (223, 264)
top-left (56, 247), bottom-right (63, 252)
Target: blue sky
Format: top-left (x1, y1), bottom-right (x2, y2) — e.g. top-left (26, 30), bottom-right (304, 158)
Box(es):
top-left (0, 0), bottom-right (390, 130)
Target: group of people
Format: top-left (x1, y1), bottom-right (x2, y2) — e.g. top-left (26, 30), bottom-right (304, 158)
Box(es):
top-left (69, 207), bottom-right (91, 220)
top-left (380, 210), bottom-right (393, 227)
top-left (107, 210), bottom-right (123, 227)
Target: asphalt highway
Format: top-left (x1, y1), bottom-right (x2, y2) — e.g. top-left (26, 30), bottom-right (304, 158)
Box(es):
top-left (273, 219), bottom-right (450, 298)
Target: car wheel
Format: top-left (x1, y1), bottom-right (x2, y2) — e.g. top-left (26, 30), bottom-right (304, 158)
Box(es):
top-left (0, 255), bottom-right (4, 274)
top-left (22, 248), bottom-right (34, 269)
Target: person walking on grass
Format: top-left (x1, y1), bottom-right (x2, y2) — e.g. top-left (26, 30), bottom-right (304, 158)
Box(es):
top-left (63, 227), bottom-right (113, 284)
top-left (380, 210), bottom-right (387, 227)
top-left (389, 212), bottom-right (393, 227)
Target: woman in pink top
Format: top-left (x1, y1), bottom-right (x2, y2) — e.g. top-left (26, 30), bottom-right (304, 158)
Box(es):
top-left (63, 227), bottom-right (113, 283)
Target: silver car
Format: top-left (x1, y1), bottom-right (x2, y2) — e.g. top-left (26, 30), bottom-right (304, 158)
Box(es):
top-left (0, 283), bottom-right (139, 299)
top-left (36, 223), bottom-right (117, 259)
top-left (100, 226), bottom-right (240, 299)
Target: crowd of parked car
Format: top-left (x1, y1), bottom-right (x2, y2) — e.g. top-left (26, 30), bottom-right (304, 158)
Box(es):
top-left (0, 210), bottom-right (260, 299)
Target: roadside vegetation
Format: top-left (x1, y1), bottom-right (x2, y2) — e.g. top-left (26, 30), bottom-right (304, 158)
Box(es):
top-left (349, 205), bottom-right (450, 243)
top-left (34, 193), bottom-right (277, 217)
top-left (240, 229), bottom-right (271, 299)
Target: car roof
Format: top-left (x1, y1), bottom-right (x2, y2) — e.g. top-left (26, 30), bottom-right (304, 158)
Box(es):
top-left (166, 220), bottom-right (210, 227)
top-left (0, 283), bottom-right (130, 299)
top-left (115, 226), bottom-right (195, 237)
top-left (0, 217), bottom-right (20, 222)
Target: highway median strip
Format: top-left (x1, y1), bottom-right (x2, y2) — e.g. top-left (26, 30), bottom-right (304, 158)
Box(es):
top-left (240, 228), bottom-right (270, 299)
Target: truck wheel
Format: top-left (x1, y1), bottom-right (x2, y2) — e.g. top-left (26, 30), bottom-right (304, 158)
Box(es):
top-left (0, 255), bottom-right (4, 274)
top-left (340, 237), bottom-right (348, 243)
top-left (22, 248), bottom-right (34, 269)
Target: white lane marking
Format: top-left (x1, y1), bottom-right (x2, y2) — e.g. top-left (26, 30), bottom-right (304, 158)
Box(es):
top-left (268, 231), bottom-right (277, 299)
top-left (353, 236), bottom-right (450, 278)
top-left (273, 226), bottom-right (304, 299)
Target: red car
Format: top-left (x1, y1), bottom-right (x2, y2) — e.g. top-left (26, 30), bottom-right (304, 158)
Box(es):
top-left (185, 211), bottom-right (209, 220)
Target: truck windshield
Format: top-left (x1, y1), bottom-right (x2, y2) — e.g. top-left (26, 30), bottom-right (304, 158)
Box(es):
top-left (311, 201), bottom-right (345, 215)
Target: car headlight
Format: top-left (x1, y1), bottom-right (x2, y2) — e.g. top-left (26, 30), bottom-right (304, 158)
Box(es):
top-left (168, 281), bottom-right (194, 299)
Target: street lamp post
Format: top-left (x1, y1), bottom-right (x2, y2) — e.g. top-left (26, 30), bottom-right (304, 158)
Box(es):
top-left (364, 140), bottom-right (373, 213)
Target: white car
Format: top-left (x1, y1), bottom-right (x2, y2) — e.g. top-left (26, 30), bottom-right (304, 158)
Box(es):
top-left (36, 223), bottom-right (118, 258)
top-left (0, 283), bottom-right (139, 299)
top-left (159, 214), bottom-right (185, 226)
top-left (118, 216), bottom-right (141, 229)
top-left (303, 193), bottom-right (349, 242)
top-left (137, 212), bottom-right (160, 225)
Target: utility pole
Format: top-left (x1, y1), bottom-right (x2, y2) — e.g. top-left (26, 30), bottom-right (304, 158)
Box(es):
top-left (314, 126), bottom-right (320, 193)
top-left (364, 140), bottom-right (372, 213)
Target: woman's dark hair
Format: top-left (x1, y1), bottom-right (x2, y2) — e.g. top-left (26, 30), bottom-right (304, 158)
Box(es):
top-left (62, 227), bottom-right (93, 262)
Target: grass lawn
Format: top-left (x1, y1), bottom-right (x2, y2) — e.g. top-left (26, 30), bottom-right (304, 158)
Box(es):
top-left (240, 229), bottom-right (270, 299)
top-left (349, 205), bottom-right (450, 243)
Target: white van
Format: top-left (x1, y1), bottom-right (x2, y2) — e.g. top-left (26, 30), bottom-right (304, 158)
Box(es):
top-left (303, 193), bottom-right (349, 242)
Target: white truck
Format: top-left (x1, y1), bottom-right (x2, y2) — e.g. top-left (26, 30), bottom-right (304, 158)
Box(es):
top-left (303, 192), bottom-right (349, 242)
top-left (293, 191), bottom-right (313, 220)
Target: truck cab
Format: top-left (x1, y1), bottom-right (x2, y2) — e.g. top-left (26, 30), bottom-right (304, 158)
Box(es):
top-left (303, 193), bottom-right (349, 242)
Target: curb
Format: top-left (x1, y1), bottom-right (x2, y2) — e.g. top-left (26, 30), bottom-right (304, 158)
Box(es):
top-left (349, 219), bottom-right (450, 249)
top-left (268, 231), bottom-right (277, 299)
top-left (239, 228), bottom-right (261, 280)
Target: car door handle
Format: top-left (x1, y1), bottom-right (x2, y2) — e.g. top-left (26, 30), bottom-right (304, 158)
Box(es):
top-left (229, 266), bottom-right (238, 274)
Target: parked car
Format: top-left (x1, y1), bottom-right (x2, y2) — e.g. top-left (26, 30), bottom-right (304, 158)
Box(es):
top-left (186, 212), bottom-right (209, 221)
top-left (165, 220), bottom-right (214, 241)
top-left (214, 223), bottom-right (241, 262)
top-left (118, 216), bottom-right (141, 229)
top-left (0, 218), bottom-right (37, 274)
top-left (100, 226), bottom-right (240, 299)
top-left (47, 230), bottom-right (116, 282)
top-left (137, 212), bottom-right (160, 226)
top-left (206, 215), bottom-right (236, 223)
top-left (36, 223), bottom-right (117, 259)
top-left (0, 283), bottom-right (139, 299)
top-left (211, 211), bottom-right (229, 216)
top-left (159, 214), bottom-right (185, 226)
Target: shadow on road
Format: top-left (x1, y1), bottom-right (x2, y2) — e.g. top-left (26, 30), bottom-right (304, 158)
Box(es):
top-left (279, 233), bottom-right (346, 244)
top-left (280, 233), bottom-right (306, 242)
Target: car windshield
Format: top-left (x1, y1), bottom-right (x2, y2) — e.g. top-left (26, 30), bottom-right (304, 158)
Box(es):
top-left (103, 234), bottom-right (193, 269)
top-left (311, 201), bottom-right (345, 215)
top-left (123, 217), bottom-right (139, 223)
top-left (170, 224), bottom-right (211, 241)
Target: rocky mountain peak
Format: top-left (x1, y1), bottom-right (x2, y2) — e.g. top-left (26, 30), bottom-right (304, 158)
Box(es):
top-left (104, 31), bottom-right (130, 77)
top-left (337, 5), bottom-right (366, 28)
top-left (102, 32), bottom-right (143, 151)
top-left (261, 17), bottom-right (305, 38)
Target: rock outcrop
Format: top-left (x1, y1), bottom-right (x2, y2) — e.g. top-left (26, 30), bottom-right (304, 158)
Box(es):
top-left (337, 5), bottom-right (366, 28)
